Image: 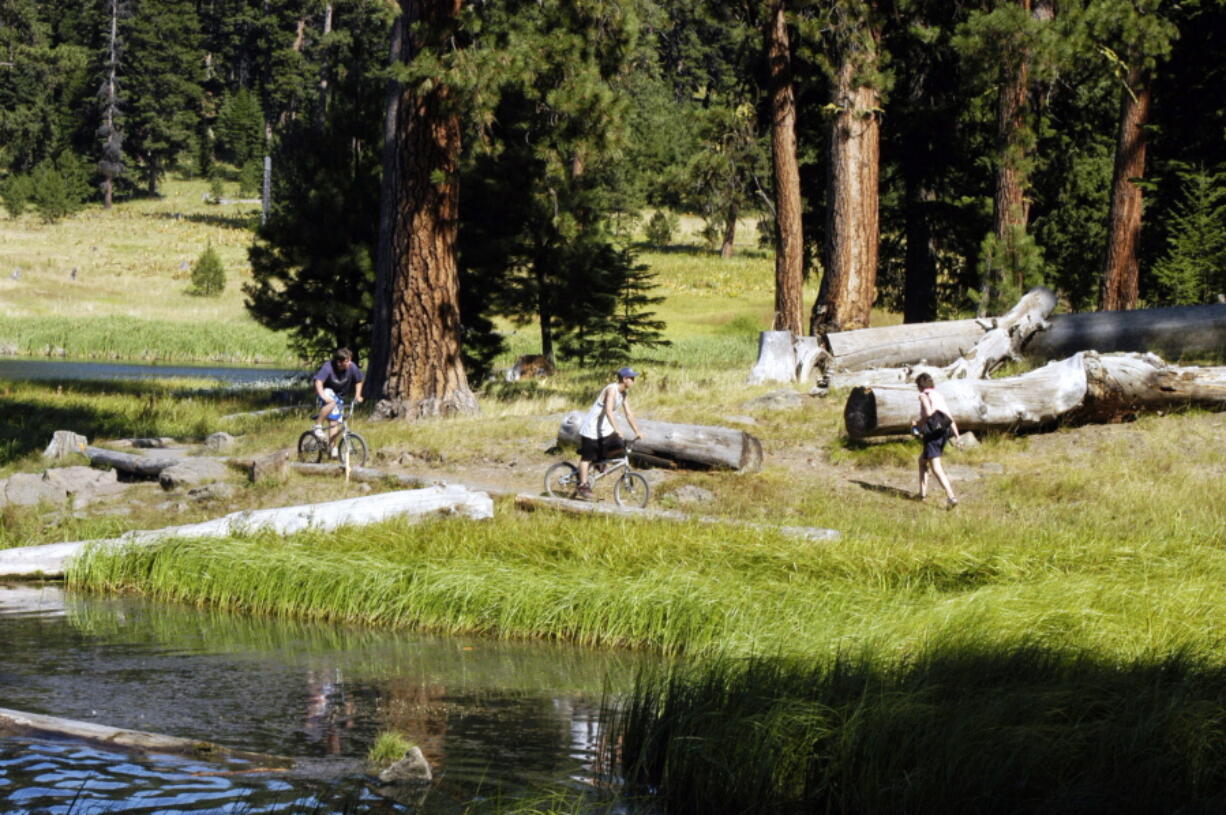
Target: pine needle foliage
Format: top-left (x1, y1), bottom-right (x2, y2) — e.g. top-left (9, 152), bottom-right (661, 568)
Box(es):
top-left (189, 243), bottom-right (225, 296)
top-left (1152, 164), bottom-right (1226, 305)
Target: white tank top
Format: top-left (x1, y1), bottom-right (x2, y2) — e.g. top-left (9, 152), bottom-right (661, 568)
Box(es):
top-left (579, 384), bottom-right (624, 439)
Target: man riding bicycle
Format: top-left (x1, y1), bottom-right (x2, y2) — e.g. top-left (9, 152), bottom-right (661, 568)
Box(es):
top-left (313, 347), bottom-right (364, 457)
top-left (575, 367), bottom-right (643, 500)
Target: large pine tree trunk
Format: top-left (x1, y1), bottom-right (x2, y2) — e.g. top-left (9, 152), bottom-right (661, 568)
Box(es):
top-left (810, 17), bottom-right (881, 336)
top-left (372, 0), bottom-right (477, 419)
top-left (1099, 66), bottom-right (1152, 312)
top-left (767, 0), bottom-right (804, 334)
top-left (720, 201), bottom-right (738, 259)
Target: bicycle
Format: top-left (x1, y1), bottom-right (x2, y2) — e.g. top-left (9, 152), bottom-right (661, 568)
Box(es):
top-left (544, 442), bottom-right (650, 508)
top-left (297, 399), bottom-right (369, 468)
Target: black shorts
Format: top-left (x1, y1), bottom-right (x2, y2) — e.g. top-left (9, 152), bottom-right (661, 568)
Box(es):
top-left (580, 434), bottom-right (624, 462)
top-left (923, 429), bottom-right (949, 460)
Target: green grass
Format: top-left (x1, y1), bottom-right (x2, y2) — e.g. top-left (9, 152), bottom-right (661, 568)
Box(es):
top-left (367, 731), bottom-right (414, 767)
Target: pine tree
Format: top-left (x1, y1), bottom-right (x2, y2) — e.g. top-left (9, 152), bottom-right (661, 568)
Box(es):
top-left (97, 0), bottom-right (126, 209)
top-left (123, 0), bottom-right (204, 194)
top-left (1152, 166), bottom-right (1226, 305)
top-left (190, 243), bottom-right (225, 296)
top-left (215, 87), bottom-right (263, 165)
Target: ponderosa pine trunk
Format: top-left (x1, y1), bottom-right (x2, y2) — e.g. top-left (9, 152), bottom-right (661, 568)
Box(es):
top-left (1100, 65), bottom-right (1151, 312)
top-left (372, 0), bottom-right (476, 418)
top-left (810, 24), bottom-right (881, 336)
top-left (767, 0), bottom-right (804, 334)
top-left (720, 201), bottom-right (738, 259)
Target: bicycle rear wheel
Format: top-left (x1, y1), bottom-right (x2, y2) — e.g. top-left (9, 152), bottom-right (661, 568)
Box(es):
top-left (297, 430), bottom-right (325, 463)
top-left (544, 461), bottom-right (580, 498)
top-left (339, 433), bottom-right (368, 468)
top-left (614, 472), bottom-right (650, 508)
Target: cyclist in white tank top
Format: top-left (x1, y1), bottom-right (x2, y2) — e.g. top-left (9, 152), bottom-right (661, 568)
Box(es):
top-left (575, 367), bottom-right (643, 498)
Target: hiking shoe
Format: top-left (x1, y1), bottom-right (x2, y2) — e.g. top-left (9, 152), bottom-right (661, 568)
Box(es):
top-left (946, 497), bottom-right (959, 510)
top-left (574, 484), bottom-right (594, 500)
top-left (312, 425), bottom-right (327, 442)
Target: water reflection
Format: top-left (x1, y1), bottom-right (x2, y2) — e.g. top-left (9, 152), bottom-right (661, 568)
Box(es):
top-left (0, 585), bottom-right (653, 812)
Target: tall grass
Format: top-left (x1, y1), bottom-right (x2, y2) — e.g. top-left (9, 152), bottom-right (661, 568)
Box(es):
top-left (608, 644), bottom-right (1226, 814)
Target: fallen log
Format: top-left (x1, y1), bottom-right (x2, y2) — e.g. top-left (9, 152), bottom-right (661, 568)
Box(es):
top-left (84, 446), bottom-right (181, 478)
top-left (823, 318), bottom-right (987, 373)
top-left (0, 485), bottom-right (494, 579)
top-left (0, 707), bottom-right (294, 769)
top-left (843, 351), bottom-right (1226, 438)
top-left (557, 411), bottom-right (763, 472)
top-left (844, 354), bottom-right (1089, 438)
top-left (1026, 303), bottom-right (1226, 361)
top-left (824, 287), bottom-right (1057, 390)
top-left (515, 493), bottom-right (839, 541)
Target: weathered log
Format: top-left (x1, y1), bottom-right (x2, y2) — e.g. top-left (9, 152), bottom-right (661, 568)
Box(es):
top-left (515, 494), bottom-right (839, 541)
top-left (0, 485), bottom-right (494, 579)
top-left (0, 707), bottom-right (294, 769)
top-left (844, 354), bottom-right (1089, 438)
top-left (824, 287), bottom-right (1057, 389)
top-left (824, 318), bottom-right (987, 372)
top-left (1027, 303), bottom-right (1226, 361)
top-left (557, 411), bottom-right (763, 472)
top-left (844, 351), bottom-right (1226, 438)
top-left (748, 330), bottom-right (797, 384)
top-left (84, 446), bottom-right (181, 478)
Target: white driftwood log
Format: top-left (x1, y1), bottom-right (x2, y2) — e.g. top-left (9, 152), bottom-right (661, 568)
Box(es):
top-left (843, 351), bottom-right (1226, 438)
top-left (0, 485), bottom-right (493, 578)
top-left (824, 287), bottom-right (1057, 389)
top-left (844, 354), bottom-right (1089, 438)
top-left (515, 494), bottom-right (839, 541)
top-left (823, 318), bottom-right (987, 372)
top-left (557, 411), bottom-right (763, 472)
top-left (748, 330), bottom-right (797, 384)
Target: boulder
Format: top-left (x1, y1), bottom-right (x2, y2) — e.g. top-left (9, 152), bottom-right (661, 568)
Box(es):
top-left (741, 390), bottom-right (806, 411)
top-left (43, 430), bottom-right (89, 460)
top-left (187, 482), bottom-right (238, 502)
top-left (204, 432), bottom-right (237, 453)
top-left (671, 485), bottom-right (716, 504)
top-left (248, 449), bottom-right (291, 483)
top-left (377, 746), bottom-right (432, 785)
top-left (4, 473), bottom-right (68, 507)
top-left (158, 458), bottom-right (230, 491)
top-left (43, 466), bottom-right (126, 506)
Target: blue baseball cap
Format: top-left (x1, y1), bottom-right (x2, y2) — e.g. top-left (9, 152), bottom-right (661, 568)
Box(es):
top-left (617, 367), bottom-right (638, 379)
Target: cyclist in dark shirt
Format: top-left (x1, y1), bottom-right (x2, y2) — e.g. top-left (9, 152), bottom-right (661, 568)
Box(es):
top-left (313, 347), bottom-right (365, 455)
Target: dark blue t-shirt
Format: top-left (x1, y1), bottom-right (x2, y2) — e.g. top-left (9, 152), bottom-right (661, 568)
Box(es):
top-left (313, 360), bottom-right (364, 397)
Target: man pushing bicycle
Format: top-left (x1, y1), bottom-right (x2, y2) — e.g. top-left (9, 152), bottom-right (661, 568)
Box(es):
top-left (575, 367), bottom-right (643, 500)
top-left (313, 347), bottom-right (364, 457)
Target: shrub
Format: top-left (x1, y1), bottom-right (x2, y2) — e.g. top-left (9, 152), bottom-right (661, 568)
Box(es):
top-left (367, 731), bottom-right (413, 768)
top-left (238, 158), bottom-right (263, 198)
top-left (0, 174), bottom-right (34, 218)
top-left (190, 244), bottom-right (226, 296)
top-left (645, 210), bottom-right (679, 247)
top-left (208, 172), bottom-right (225, 205)
top-left (28, 154), bottom-right (93, 223)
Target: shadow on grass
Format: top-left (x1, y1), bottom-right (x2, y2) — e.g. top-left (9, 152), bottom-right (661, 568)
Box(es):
top-left (849, 478), bottom-right (915, 501)
top-left (610, 643), bottom-right (1226, 815)
top-left (155, 211), bottom-right (259, 231)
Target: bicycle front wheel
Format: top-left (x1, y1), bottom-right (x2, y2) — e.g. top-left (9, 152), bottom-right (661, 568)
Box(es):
top-left (339, 433), bottom-right (368, 468)
top-left (614, 472), bottom-right (650, 508)
top-left (297, 430), bottom-right (325, 463)
top-left (544, 461), bottom-right (580, 498)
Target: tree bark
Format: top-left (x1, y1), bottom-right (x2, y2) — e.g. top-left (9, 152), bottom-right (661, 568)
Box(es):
top-left (811, 16), bottom-right (881, 336)
top-left (767, 0), bottom-right (804, 334)
top-left (720, 200), bottom-right (738, 259)
top-left (83, 447), bottom-right (181, 478)
top-left (748, 330), bottom-right (798, 384)
top-left (1099, 65), bottom-right (1152, 312)
top-left (372, 0), bottom-right (477, 419)
top-left (557, 413), bottom-right (763, 472)
top-left (1026, 302), bottom-right (1226, 360)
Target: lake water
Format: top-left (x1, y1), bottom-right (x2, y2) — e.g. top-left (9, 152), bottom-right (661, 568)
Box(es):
top-left (0, 585), bottom-right (652, 813)
top-left (0, 358), bottom-right (300, 385)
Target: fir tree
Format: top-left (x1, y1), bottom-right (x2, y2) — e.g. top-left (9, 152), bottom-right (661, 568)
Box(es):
top-left (28, 153), bottom-right (92, 222)
top-left (190, 243), bottom-right (225, 296)
top-left (215, 87), bottom-right (263, 166)
top-left (1152, 166), bottom-right (1226, 305)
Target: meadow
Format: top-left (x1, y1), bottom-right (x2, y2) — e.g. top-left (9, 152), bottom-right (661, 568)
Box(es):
top-left (6, 183), bottom-right (1226, 812)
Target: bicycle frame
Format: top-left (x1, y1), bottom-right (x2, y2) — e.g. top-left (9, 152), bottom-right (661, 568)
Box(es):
top-left (586, 445), bottom-right (634, 489)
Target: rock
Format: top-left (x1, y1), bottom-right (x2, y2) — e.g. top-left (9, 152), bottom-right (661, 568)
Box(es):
top-left (43, 466), bottom-right (126, 506)
top-left (44, 430), bottom-right (89, 460)
top-left (204, 432), bottom-right (236, 452)
top-left (187, 482), bottom-right (237, 502)
top-left (158, 458), bottom-right (230, 491)
top-left (741, 389), bottom-right (806, 411)
top-left (671, 485), bottom-right (716, 504)
top-left (248, 449), bottom-right (291, 483)
top-left (953, 431), bottom-right (980, 449)
top-left (4, 473), bottom-right (68, 507)
top-left (377, 747), bottom-right (432, 786)
top-left (722, 415), bottom-right (759, 426)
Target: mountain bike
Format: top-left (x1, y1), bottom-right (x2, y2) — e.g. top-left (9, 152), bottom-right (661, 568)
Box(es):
top-left (297, 399), bottom-right (368, 468)
top-left (544, 442), bottom-right (650, 508)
